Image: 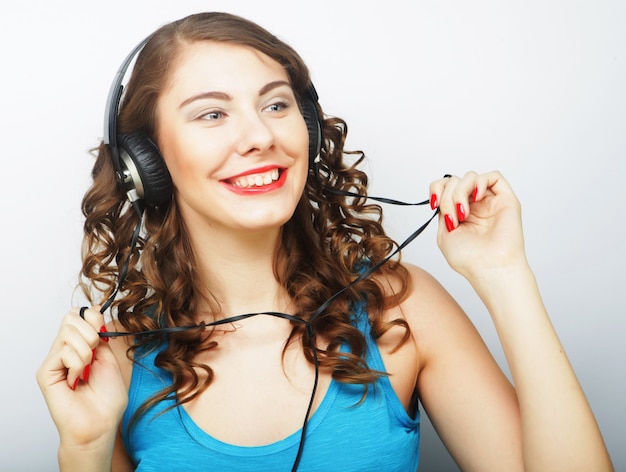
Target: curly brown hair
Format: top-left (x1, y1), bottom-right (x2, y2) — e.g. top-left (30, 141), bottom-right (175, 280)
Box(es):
top-left (80, 12), bottom-right (411, 422)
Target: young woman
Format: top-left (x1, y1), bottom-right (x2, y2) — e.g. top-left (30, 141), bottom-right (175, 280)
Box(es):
top-left (37, 12), bottom-right (613, 471)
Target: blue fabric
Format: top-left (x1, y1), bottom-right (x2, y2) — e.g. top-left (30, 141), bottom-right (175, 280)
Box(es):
top-left (122, 303), bottom-right (420, 471)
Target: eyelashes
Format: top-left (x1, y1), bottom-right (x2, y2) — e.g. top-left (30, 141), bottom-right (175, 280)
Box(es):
top-left (193, 98), bottom-right (293, 122)
top-left (197, 109), bottom-right (225, 121)
top-left (264, 99), bottom-right (289, 113)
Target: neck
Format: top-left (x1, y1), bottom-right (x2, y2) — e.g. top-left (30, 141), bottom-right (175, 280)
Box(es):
top-left (188, 225), bottom-right (290, 318)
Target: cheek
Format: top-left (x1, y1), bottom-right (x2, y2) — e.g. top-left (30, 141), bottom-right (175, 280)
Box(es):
top-left (154, 106), bottom-right (210, 183)
top-left (156, 130), bottom-right (189, 183)
top-left (158, 127), bottom-right (225, 184)
top-left (283, 117), bottom-right (311, 163)
top-left (294, 122), bottom-right (312, 184)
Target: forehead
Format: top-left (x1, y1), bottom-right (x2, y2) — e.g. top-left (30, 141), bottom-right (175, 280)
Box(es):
top-left (164, 40), bottom-right (290, 94)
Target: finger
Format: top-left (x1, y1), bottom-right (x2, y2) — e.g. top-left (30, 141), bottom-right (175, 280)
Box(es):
top-left (48, 311), bottom-right (99, 358)
top-left (57, 332), bottom-right (96, 389)
top-left (37, 342), bottom-right (78, 391)
top-left (57, 308), bottom-right (104, 387)
top-left (437, 174), bottom-right (465, 231)
top-left (428, 174), bottom-right (454, 210)
top-left (79, 306), bottom-right (106, 341)
top-left (449, 171), bottom-right (480, 225)
top-left (474, 170), bottom-right (512, 202)
top-left (440, 171), bottom-right (498, 231)
top-left (66, 307), bottom-right (102, 348)
top-left (75, 306), bottom-right (109, 381)
top-left (75, 305), bottom-right (110, 344)
top-left (74, 305), bottom-right (104, 330)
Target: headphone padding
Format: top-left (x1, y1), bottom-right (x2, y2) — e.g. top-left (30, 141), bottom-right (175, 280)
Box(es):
top-left (301, 97), bottom-right (321, 163)
top-left (118, 132), bottom-right (173, 207)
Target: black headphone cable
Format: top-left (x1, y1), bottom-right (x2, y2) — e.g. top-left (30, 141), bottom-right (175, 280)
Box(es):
top-left (94, 181), bottom-right (444, 471)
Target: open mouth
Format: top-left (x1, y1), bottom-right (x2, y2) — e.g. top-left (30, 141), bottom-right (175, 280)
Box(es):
top-left (227, 168), bottom-right (283, 189)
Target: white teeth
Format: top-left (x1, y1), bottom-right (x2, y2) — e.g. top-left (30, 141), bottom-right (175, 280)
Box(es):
top-left (232, 168), bottom-right (280, 188)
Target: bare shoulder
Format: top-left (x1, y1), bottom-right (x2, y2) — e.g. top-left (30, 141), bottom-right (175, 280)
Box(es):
top-left (392, 262), bottom-right (490, 366)
top-left (375, 262), bottom-right (459, 335)
top-left (398, 262), bottom-right (465, 321)
top-left (377, 261), bottom-right (503, 389)
top-left (372, 262), bottom-right (479, 410)
top-left (380, 262), bottom-right (466, 332)
top-left (393, 263), bottom-right (522, 470)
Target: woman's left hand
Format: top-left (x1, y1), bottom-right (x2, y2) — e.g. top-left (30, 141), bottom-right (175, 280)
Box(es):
top-left (429, 170), bottom-right (528, 282)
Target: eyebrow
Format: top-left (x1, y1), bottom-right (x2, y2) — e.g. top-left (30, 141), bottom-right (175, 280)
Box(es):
top-left (178, 80), bottom-right (292, 109)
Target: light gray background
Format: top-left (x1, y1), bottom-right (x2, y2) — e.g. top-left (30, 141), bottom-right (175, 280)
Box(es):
top-left (1, 1), bottom-right (624, 470)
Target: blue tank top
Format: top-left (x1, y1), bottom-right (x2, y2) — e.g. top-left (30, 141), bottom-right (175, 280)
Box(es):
top-left (122, 303), bottom-right (420, 471)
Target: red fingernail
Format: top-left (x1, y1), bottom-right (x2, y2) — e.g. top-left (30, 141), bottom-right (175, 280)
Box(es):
top-left (82, 364), bottom-right (91, 383)
top-left (430, 194), bottom-right (438, 210)
top-left (71, 377), bottom-right (79, 390)
top-left (99, 325), bottom-right (109, 342)
top-left (456, 203), bottom-right (466, 222)
top-left (444, 214), bottom-right (455, 232)
top-left (472, 187), bottom-right (478, 203)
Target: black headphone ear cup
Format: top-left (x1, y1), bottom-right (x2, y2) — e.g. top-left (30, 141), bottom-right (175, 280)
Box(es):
top-left (117, 131), bottom-right (173, 207)
top-left (300, 97), bottom-right (322, 164)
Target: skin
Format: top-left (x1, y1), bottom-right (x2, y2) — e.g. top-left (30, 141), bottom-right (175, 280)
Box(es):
top-left (37, 41), bottom-right (614, 471)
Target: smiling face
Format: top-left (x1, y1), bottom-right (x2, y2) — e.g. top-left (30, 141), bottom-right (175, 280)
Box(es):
top-left (155, 41), bottom-right (310, 238)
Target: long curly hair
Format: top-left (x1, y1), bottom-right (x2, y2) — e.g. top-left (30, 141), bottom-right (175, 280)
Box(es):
top-left (80, 12), bottom-right (411, 421)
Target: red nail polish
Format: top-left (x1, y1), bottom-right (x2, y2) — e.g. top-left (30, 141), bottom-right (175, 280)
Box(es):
top-left (444, 214), bottom-right (455, 232)
top-left (71, 377), bottom-right (79, 390)
top-left (430, 194), bottom-right (438, 210)
top-left (82, 364), bottom-right (91, 383)
top-left (99, 325), bottom-right (109, 342)
top-left (472, 187), bottom-right (478, 203)
top-left (456, 203), bottom-right (466, 222)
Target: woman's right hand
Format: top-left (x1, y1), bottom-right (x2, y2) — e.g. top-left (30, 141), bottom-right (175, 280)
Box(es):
top-left (36, 306), bottom-right (128, 449)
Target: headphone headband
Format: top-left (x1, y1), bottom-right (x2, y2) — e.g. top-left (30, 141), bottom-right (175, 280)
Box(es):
top-left (103, 35), bottom-right (321, 207)
top-left (103, 36), bottom-right (150, 175)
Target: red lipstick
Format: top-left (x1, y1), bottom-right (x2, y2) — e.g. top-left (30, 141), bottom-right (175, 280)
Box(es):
top-left (221, 166), bottom-right (287, 195)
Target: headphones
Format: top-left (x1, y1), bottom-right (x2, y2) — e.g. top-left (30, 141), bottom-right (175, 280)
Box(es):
top-left (99, 34), bottom-right (440, 472)
top-left (103, 36), bottom-right (323, 208)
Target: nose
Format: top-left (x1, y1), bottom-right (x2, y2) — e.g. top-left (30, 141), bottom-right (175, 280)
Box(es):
top-left (236, 110), bottom-right (275, 157)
